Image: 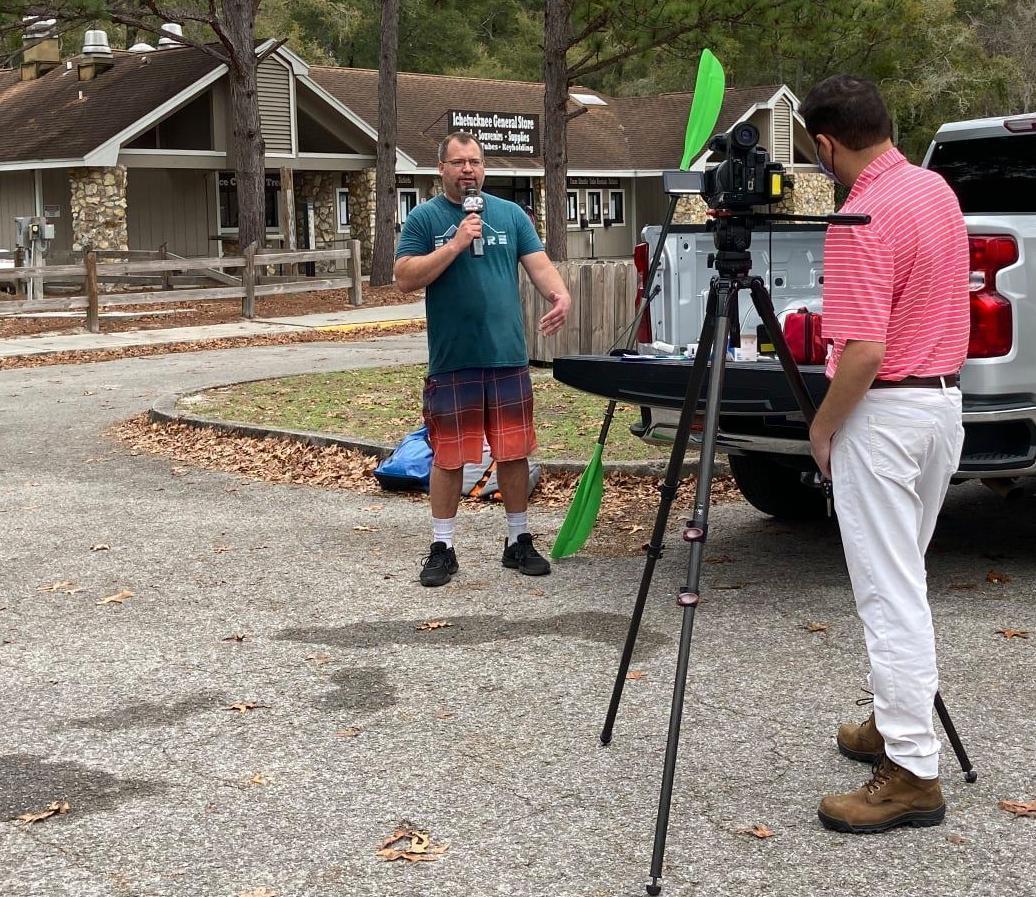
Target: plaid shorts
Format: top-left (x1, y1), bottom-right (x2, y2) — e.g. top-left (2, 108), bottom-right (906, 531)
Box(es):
top-left (422, 366), bottom-right (538, 470)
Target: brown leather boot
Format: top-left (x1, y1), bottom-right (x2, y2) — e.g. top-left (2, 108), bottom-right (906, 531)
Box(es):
top-left (818, 755), bottom-right (946, 833)
top-left (837, 712), bottom-right (884, 763)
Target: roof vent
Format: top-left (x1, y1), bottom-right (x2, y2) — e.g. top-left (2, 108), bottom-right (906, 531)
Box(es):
top-left (82, 29), bottom-right (113, 58)
top-left (129, 42), bottom-right (156, 53)
top-left (23, 16), bottom-right (57, 40)
top-left (157, 23), bottom-right (184, 48)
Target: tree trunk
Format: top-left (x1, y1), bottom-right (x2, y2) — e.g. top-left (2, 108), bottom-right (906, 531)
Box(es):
top-left (224, 0), bottom-right (266, 251)
top-left (370, 0), bottom-right (400, 286)
top-left (543, 0), bottom-right (571, 261)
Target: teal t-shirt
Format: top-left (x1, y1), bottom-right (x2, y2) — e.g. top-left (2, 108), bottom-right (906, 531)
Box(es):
top-left (395, 193), bottom-right (544, 375)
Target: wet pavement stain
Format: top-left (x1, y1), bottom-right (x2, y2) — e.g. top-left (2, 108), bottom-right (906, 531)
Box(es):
top-left (277, 611), bottom-right (671, 655)
top-left (66, 690), bottom-right (229, 731)
top-left (0, 754), bottom-right (165, 822)
top-left (315, 667), bottom-right (397, 712)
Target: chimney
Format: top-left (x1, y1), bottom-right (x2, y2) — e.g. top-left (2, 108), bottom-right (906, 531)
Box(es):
top-left (20, 16), bottom-right (60, 81)
top-left (77, 28), bottom-right (115, 81)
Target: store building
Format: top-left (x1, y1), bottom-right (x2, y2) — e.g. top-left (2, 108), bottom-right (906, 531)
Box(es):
top-left (0, 27), bottom-right (831, 270)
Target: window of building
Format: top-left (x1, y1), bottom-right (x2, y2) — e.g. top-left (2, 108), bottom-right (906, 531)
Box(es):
top-left (218, 172), bottom-right (280, 231)
top-left (337, 188), bottom-right (351, 232)
top-left (607, 189), bottom-right (626, 226)
top-left (566, 191), bottom-right (578, 225)
top-left (398, 189), bottom-right (418, 226)
top-left (586, 189), bottom-right (603, 226)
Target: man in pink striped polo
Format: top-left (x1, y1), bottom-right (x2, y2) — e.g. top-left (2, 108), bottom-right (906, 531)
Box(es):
top-left (800, 75), bottom-right (969, 833)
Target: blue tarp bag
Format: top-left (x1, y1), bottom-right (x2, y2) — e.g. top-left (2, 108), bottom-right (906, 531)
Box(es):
top-left (373, 426), bottom-right (433, 492)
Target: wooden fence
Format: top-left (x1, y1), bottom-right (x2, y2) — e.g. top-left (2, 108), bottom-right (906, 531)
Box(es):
top-left (0, 241), bottom-right (363, 334)
top-left (521, 259), bottom-right (637, 364)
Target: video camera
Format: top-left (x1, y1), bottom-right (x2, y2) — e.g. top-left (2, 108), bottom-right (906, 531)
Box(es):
top-left (662, 122), bottom-right (786, 213)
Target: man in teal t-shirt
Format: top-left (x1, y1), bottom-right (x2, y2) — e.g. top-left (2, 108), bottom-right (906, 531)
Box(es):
top-left (394, 132), bottom-right (571, 587)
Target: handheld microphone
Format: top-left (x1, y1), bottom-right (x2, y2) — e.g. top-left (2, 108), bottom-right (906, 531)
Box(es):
top-left (462, 188), bottom-right (485, 257)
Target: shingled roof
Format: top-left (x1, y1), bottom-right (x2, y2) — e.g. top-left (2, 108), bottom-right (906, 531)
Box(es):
top-left (0, 42), bottom-right (786, 173)
top-left (0, 46), bottom-right (222, 165)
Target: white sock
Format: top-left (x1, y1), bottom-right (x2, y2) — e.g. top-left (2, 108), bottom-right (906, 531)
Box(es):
top-left (432, 516), bottom-right (456, 549)
top-left (506, 511), bottom-right (529, 545)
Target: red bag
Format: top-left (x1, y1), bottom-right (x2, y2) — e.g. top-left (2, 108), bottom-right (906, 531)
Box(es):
top-left (782, 307), bottom-right (828, 365)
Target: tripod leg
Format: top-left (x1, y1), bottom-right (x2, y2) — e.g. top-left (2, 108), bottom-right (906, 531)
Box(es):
top-left (600, 288), bottom-right (720, 747)
top-left (749, 278), bottom-right (819, 423)
top-left (935, 691), bottom-right (978, 783)
top-left (647, 283), bottom-right (737, 897)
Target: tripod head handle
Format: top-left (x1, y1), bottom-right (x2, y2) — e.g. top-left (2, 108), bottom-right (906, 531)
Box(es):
top-left (761, 212), bottom-right (871, 226)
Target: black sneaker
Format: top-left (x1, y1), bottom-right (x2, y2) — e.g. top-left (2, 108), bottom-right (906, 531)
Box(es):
top-left (420, 541), bottom-right (458, 587)
top-left (502, 533), bottom-right (551, 576)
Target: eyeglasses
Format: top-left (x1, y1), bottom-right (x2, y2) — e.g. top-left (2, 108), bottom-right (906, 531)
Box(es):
top-left (443, 158), bottom-right (484, 169)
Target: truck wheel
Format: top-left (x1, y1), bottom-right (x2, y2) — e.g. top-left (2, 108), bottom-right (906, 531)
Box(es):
top-left (728, 453), bottom-right (828, 520)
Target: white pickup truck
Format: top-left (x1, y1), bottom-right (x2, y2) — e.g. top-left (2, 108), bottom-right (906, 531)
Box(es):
top-left (554, 113), bottom-right (1036, 519)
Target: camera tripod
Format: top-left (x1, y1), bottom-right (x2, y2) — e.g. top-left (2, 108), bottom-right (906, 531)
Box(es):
top-left (599, 214), bottom-right (978, 897)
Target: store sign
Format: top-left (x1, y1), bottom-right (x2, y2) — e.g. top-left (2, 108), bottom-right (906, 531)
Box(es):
top-left (43, 204), bottom-right (61, 218)
top-left (567, 176), bottom-right (620, 188)
top-left (447, 109), bottom-right (540, 157)
top-left (396, 174), bottom-right (415, 187)
top-left (218, 171), bottom-right (282, 190)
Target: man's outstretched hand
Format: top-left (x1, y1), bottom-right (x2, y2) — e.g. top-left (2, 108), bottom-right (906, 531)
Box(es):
top-left (539, 290), bottom-right (571, 336)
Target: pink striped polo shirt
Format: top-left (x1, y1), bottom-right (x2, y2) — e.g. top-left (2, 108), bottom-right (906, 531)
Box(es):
top-left (821, 147), bottom-right (970, 380)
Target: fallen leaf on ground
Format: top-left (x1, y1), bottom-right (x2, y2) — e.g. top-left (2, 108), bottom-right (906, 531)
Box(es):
top-left (986, 570), bottom-right (1011, 584)
top-left (946, 834), bottom-right (966, 844)
top-left (222, 633), bottom-right (247, 642)
top-left (249, 773), bottom-right (269, 786)
top-left (16, 800), bottom-right (70, 825)
top-left (996, 628), bottom-right (1029, 639)
top-left (998, 799), bottom-right (1036, 817)
top-left (353, 525), bottom-right (377, 532)
top-left (225, 702), bottom-right (270, 714)
top-left (306, 653), bottom-right (332, 665)
top-left (740, 824), bottom-right (776, 839)
top-left (526, 587), bottom-right (545, 597)
top-left (239, 888), bottom-right (278, 897)
top-left (435, 710), bottom-right (455, 721)
top-left (627, 524), bottom-right (645, 534)
top-left (416, 620), bottom-right (452, 632)
top-left (37, 581), bottom-right (77, 593)
top-left (626, 670), bottom-right (647, 681)
top-left (97, 589), bottom-right (133, 605)
top-left (376, 824), bottom-right (449, 863)
top-left (337, 726), bottom-right (363, 738)
top-left (360, 504), bottom-right (384, 512)
top-left (705, 554), bottom-right (735, 564)
top-left (90, 543), bottom-right (110, 552)
top-left (805, 622), bottom-right (829, 633)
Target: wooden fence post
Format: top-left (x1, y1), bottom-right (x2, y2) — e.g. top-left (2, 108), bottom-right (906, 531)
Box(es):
top-left (349, 238), bottom-right (363, 306)
top-left (84, 250), bottom-right (100, 334)
top-left (241, 242), bottom-right (256, 319)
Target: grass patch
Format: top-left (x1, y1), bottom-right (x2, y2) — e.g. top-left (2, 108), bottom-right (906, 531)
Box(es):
top-left (184, 364), bottom-right (671, 463)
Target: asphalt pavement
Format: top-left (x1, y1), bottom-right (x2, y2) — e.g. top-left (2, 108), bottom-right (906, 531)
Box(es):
top-left (0, 336), bottom-right (1034, 897)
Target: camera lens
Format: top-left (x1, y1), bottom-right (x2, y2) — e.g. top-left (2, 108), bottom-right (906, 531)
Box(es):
top-left (731, 123), bottom-right (759, 149)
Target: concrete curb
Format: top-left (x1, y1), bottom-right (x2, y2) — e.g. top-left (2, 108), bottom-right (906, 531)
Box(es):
top-left (151, 382), bottom-right (728, 478)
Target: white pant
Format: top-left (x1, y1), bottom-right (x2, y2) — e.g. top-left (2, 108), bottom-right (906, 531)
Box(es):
top-left (831, 386), bottom-right (964, 779)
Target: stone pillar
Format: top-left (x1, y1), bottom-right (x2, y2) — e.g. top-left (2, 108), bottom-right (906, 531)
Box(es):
top-left (346, 167), bottom-right (376, 275)
top-left (782, 172), bottom-right (835, 216)
top-left (69, 166), bottom-right (128, 251)
top-left (673, 195), bottom-right (709, 225)
top-left (298, 172), bottom-right (340, 273)
top-left (532, 177), bottom-right (547, 240)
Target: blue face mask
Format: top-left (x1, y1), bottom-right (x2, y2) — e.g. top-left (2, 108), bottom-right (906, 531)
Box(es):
top-left (816, 142), bottom-right (840, 186)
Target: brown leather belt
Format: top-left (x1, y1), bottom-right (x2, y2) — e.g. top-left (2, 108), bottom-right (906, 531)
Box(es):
top-left (871, 373), bottom-right (960, 389)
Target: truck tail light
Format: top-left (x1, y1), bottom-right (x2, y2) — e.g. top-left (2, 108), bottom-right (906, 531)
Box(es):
top-left (968, 235), bottom-right (1017, 358)
top-left (633, 241), bottom-right (652, 344)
